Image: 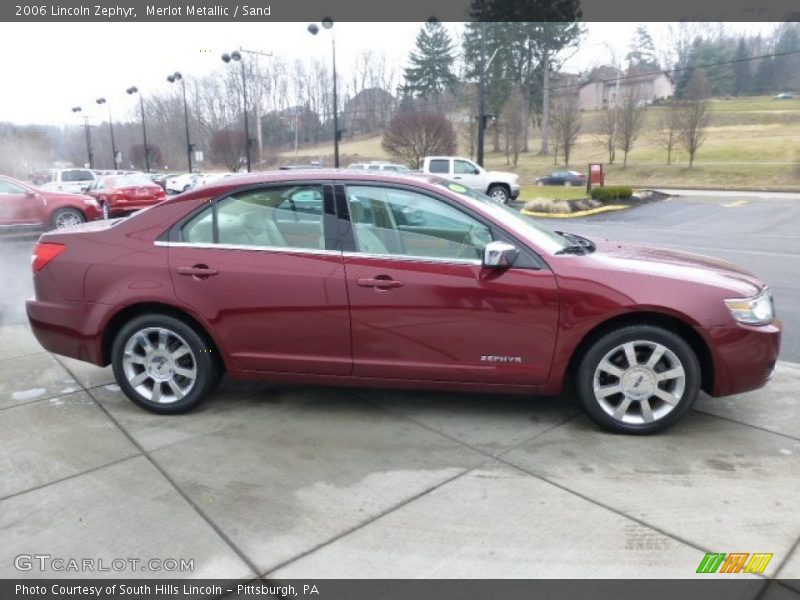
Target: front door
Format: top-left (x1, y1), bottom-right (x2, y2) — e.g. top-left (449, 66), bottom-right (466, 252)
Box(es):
top-left (168, 183), bottom-right (352, 375)
top-left (452, 158), bottom-right (485, 191)
top-left (341, 183), bottom-right (559, 385)
top-left (0, 179), bottom-right (42, 225)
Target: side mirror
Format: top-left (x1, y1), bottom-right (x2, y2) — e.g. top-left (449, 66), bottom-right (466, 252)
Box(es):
top-left (473, 167), bottom-right (481, 175)
top-left (482, 241), bottom-right (519, 269)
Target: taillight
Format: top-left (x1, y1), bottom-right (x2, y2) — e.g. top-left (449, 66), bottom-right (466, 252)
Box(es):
top-left (32, 242), bottom-right (66, 273)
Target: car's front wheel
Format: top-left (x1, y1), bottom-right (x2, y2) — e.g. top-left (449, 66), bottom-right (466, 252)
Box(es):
top-left (111, 314), bottom-right (222, 414)
top-left (51, 207), bottom-right (85, 229)
top-left (576, 325), bottom-right (701, 434)
top-left (487, 185), bottom-right (510, 204)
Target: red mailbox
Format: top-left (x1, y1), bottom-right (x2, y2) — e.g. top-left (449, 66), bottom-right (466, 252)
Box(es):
top-left (587, 163), bottom-right (604, 191)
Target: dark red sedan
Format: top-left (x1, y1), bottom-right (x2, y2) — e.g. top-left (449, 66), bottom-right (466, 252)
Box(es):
top-left (86, 174), bottom-right (167, 219)
top-left (26, 171), bottom-right (781, 433)
top-left (0, 174), bottom-right (101, 230)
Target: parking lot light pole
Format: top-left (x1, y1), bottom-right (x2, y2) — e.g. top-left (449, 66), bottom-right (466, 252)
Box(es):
top-left (308, 18), bottom-right (339, 168)
top-left (95, 98), bottom-right (118, 170)
top-left (221, 51), bottom-right (251, 172)
top-left (71, 106), bottom-right (94, 169)
top-left (126, 86), bottom-right (150, 172)
top-left (167, 71), bottom-right (193, 173)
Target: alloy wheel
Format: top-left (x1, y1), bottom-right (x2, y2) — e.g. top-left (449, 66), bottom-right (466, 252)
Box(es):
top-left (592, 340), bottom-right (686, 425)
top-left (121, 327), bottom-right (197, 404)
top-left (55, 209), bottom-right (83, 228)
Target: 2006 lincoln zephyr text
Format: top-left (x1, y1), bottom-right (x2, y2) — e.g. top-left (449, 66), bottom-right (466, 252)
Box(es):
top-left (26, 171), bottom-right (781, 433)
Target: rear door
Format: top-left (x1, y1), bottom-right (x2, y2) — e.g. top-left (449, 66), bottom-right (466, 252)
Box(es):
top-left (168, 182), bottom-right (352, 375)
top-left (340, 183), bottom-right (560, 385)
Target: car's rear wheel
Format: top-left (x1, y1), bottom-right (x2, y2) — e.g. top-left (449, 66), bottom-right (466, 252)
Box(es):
top-left (100, 201), bottom-right (110, 220)
top-left (487, 185), bottom-right (509, 204)
top-left (576, 325), bottom-right (700, 434)
top-left (111, 314), bottom-right (222, 414)
top-left (51, 207), bottom-right (85, 229)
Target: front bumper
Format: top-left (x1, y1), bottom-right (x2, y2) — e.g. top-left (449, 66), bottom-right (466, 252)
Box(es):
top-left (510, 184), bottom-right (521, 200)
top-left (704, 321), bottom-right (781, 397)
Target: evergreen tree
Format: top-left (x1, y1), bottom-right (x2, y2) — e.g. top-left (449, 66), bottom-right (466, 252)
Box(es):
top-left (732, 38), bottom-right (751, 96)
top-left (773, 24), bottom-right (800, 91)
top-left (626, 26), bottom-right (659, 70)
top-left (753, 56), bottom-right (776, 94)
top-left (403, 21), bottom-right (457, 101)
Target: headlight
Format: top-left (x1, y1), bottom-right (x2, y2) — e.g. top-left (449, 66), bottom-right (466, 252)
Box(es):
top-left (724, 289), bottom-right (774, 325)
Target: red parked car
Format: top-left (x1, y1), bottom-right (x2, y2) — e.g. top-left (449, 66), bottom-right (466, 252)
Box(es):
top-left (86, 174), bottom-right (167, 219)
top-left (26, 171), bottom-right (781, 433)
top-left (0, 174), bottom-right (101, 230)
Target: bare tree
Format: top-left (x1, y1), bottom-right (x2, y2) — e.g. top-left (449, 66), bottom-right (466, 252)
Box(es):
top-left (617, 85), bottom-right (646, 167)
top-left (209, 128), bottom-right (246, 172)
top-left (678, 71), bottom-right (711, 168)
top-left (382, 111), bottom-right (457, 168)
top-left (502, 85), bottom-right (527, 166)
top-left (657, 104), bottom-right (681, 165)
top-left (550, 96), bottom-right (581, 166)
top-left (596, 108), bottom-right (618, 164)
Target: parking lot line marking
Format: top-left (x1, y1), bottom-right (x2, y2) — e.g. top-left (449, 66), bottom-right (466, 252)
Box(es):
top-left (722, 200), bottom-right (749, 208)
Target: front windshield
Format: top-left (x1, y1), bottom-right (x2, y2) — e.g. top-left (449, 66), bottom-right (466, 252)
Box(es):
top-left (437, 181), bottom-right (571, 254)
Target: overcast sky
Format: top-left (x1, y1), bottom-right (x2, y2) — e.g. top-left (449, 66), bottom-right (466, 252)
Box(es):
top-left (0, 21), bottom-right (775, 126)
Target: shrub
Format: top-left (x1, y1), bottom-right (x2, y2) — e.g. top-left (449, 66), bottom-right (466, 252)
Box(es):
top-left (590, 186), bottom-right (634, 202)
top-left (524, 199), bottom-right (572, 213)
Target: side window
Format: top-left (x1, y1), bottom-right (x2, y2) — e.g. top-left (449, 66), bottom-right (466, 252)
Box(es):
top-left (368, 164), bottom-right (381, 170)
top-left (75, 170), bottom-right (94, 181)
top-left (346, 185), bottom-right (492, 261)
top-left (428, 159), bottom-right (449, 174)
top-left (182, 185), bottom-right (324, 250)
top-left (0, 180), bottom-right (27, 194)
top-left (454, 160), bottom-right (477, 175)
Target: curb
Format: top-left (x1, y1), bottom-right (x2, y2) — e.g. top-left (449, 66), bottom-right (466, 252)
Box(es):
top-left (520, 204), bottom-right (630, 219)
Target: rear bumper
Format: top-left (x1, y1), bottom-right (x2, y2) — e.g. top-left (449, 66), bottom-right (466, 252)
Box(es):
top-left (705, 321), bottom-right (781, 397)
top-left (26, 298), bottom-right (107, 366)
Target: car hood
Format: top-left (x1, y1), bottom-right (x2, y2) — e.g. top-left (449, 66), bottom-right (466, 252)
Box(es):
top-left (486, 170), bottom-right (519, 183)
top-left (589, 239), bottom-right (763, 298)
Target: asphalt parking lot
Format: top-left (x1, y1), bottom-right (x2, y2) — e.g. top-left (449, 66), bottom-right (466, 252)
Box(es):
top-left (1, 191), bottom-right (799, 586)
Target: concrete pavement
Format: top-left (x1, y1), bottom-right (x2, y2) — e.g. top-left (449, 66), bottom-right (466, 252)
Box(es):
top-left (1, 322), bottom-right (800, 583)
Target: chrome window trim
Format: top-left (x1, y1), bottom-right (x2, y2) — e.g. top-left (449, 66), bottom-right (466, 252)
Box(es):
top-left (154, 240), bottom-right (341, 257)
top-left (342, 250), bottom-right (481, 266)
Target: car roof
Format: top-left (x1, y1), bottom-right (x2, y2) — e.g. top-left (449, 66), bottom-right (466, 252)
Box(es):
top-left (170, 169), bottom-right (447, 200)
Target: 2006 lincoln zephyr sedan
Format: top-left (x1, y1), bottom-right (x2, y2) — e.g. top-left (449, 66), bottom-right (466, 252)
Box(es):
top-left (26, 171), bottom-right (781, 433)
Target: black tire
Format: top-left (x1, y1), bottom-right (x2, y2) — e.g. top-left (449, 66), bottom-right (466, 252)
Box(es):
top-left (576, 324), bottom-right (701, 434)
top-left (111, 314), bottom-right (222, 414)
top-left (487, 184), bottom-right (510, 204)
top-left (50, 207), bottom-right (85, 230)
top-left (100, 201), bottom-right (109, 220)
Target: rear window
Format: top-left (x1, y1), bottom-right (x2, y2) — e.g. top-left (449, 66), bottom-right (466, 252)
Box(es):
top-left (111, 175), bottom-right (153, 187)
top-left (428, 159), bottom-right (449, 174)
top-left (63, 170), bottom-right (95, 182)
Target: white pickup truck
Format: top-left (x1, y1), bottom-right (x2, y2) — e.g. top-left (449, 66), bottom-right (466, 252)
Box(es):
top-left (39, 168), bottom-right (97, 194)
top-left (421, 156), bottom-right (520, 204)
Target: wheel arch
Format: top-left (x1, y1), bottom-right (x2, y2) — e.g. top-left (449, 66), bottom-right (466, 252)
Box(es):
top-left (487, 182), bottom-right (511, 195)
top-left (101, 302), bottom-right (226, 371)
top-left (566, 311), bottom-right (715, 395)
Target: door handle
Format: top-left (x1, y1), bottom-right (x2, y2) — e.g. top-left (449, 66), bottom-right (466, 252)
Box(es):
top-left (357, 277), bottom-right (403, 289)
top-left (453, 176), bottom-right (462, 180)
top-left (177, 265), bottom-right (219, 278)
